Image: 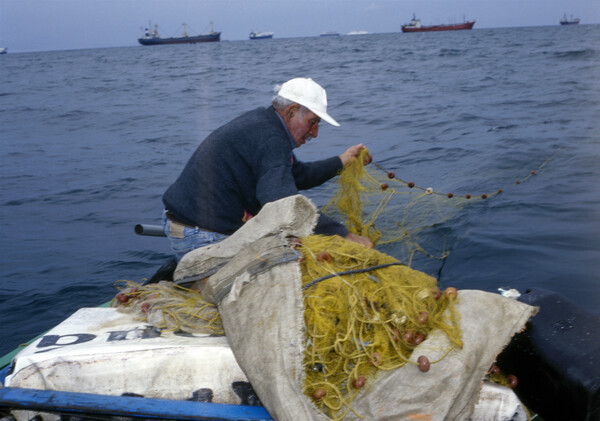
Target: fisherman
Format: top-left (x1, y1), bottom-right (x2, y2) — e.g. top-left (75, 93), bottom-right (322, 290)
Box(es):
top-left (162, 77), bottom-right (373, 260)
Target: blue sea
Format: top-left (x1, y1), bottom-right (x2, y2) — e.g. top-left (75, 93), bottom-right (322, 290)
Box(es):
top-left (1, 25), bottom-right (599, 357)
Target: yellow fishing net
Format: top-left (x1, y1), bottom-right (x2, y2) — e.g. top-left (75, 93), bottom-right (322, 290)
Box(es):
top-left (292, 150), bottom-right (466, 419)
top-left (298, 234), bottom-right (462, 419)
top-left (322, 148), bottom-right (544, 272)
top-left (110, 280), bottom-right (224, 335)
top-left (324, 149), bottom-right (501, 270)
top-left (111, 148), bottom-right (542, 420)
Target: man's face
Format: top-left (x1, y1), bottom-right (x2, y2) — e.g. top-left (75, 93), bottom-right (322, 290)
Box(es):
top-left (287, 107), bottom-right (321, 147)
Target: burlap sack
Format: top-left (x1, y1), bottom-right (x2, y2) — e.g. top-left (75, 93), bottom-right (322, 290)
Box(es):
top-left (174, 194), bottom-right (317, 287)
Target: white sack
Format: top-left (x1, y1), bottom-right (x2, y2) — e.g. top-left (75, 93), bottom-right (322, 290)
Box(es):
top-left (5, 308), bottom-right (249, 407)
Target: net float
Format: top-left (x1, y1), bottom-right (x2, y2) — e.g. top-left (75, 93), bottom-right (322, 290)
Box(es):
top-left (116, 292), bottom-right (129, 303)
top-left (444, 287), bottom-right (457, 299)
top-left (402, 329), bottom-right (414, 343)
top-left (352, 376), bottom-right (366, 388)
top-left (313, 388), bottom-right (327, 400)
top-left (412, 332), bottom-right (426, 345)
top-left (370, 352), bottom-right (382, 366)
top-left (418, 355), bottom-right (430, 372)
top-left (490, 365), bottom-right (501, 375)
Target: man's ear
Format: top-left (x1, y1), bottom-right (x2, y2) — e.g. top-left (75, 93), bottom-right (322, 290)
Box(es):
top-left (287, 104), bottom-right (299, 119)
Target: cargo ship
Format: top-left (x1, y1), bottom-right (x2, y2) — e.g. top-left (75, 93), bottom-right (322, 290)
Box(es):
top-left (249, 31), bottom-right (274, 40)
top-left (401, 14), bottom-right (475, 33)
top-left (138, 22), bottom-right (220, 46)
top-left (559, 14), bottom-right (580, 25)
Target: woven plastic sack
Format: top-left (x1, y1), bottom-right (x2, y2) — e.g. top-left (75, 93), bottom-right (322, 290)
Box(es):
top-left (179, 195), bottom-right (538, 421)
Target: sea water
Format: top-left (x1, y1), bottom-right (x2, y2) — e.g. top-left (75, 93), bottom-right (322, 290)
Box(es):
top-left (1, 25), bottom-right (599, 356)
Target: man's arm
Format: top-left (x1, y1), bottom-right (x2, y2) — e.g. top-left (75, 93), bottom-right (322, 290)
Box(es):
top-left (292, 144), bottom-right (372, 190)
top-left (292, 156), bottom-right (343, 190)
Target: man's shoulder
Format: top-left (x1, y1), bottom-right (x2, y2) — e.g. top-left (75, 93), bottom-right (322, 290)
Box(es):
top-left (202, 106), bottom-right (288, 156)
top-left (227, 106), bottom-right (284, 137)
top-left (235, 106), bottom-right (276, 123)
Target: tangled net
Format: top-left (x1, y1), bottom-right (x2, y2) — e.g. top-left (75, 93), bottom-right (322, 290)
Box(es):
top-left (110, 280), bottom-right (223, 335)
top-left (323, 148), bottom-right (543, 272)
top-left (299, 237), bottom-right (462, 419)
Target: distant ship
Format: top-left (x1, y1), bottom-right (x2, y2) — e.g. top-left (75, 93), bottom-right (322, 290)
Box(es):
top-left (0, 47), bottom-right (7, 54)
top-left (560, 14), bottom-right (580, 25)
top-left (138, 22), bottom-right (220, 46)
top-left (249, 31), bottom-right (273, 40)
top-left (320, 31), bottom-right (340, 37)
top-left (347, 30), bottom-right (369, 36)
top-left (401, 14), bottom-right (475, 33)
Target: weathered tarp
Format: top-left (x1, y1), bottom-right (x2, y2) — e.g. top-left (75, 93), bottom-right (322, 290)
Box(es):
top-left (4, 307), bottom-right (251, 421)
top-left (185, 194), bottom-right (538, 421)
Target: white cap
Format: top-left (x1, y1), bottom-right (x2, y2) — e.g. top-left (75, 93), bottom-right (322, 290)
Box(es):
top-left (277, 78), bottom-right (340, 127)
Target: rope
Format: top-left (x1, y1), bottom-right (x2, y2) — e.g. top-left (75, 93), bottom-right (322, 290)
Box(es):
top-left (302, 262), bottom-right (405, 290)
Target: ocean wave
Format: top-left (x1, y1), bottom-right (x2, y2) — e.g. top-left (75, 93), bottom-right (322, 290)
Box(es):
top-left (552, 48), bottom-right (596, 59)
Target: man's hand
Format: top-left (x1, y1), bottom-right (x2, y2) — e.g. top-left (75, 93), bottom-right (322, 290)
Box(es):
top-left (339, 144), bottom-right (372, 167)
top-left (346, 232), bottom-right (374, 248)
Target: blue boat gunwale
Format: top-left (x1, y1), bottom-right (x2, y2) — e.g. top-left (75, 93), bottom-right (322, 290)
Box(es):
top-left (0, 384), bottom-right (272, 420)
top-left (0, 367), bottom-right (272, 421)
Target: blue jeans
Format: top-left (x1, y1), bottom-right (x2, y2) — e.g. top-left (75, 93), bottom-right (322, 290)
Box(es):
top-left (162, 212), bottom-right (228, 261)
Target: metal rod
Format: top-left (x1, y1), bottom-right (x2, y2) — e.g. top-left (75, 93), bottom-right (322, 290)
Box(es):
top-left (134, 224), bottom-right (166, 237)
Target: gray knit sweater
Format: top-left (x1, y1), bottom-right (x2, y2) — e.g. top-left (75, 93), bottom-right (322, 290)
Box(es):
top-left (162, 106), bottom-right (348, 237)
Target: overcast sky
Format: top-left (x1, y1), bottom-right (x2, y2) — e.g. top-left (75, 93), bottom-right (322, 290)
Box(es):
top-left (1, 0), bottom-right (599, 53)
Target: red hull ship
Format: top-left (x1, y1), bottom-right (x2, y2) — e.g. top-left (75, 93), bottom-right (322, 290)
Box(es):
top-left (402, 14), bottom-right (475, 33)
